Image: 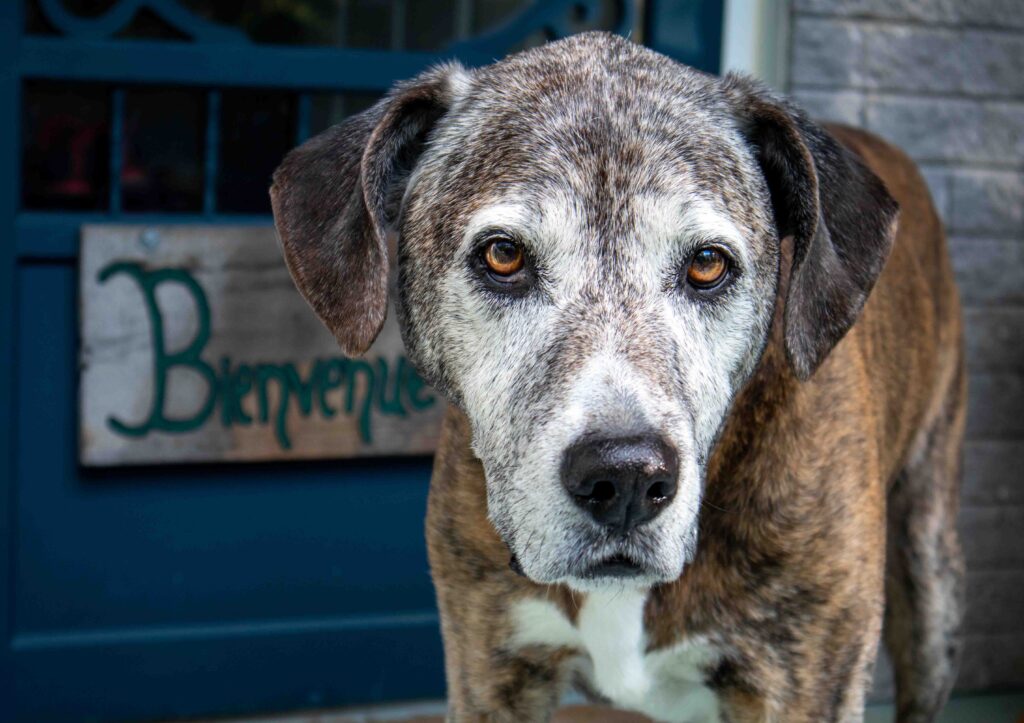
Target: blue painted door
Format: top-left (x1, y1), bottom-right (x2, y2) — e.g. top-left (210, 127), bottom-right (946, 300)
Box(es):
top-left (0, 2), bottom-right (721, 720)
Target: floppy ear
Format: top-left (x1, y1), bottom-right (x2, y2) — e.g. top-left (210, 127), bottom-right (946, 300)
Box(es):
top-left (723, 74), bottom-right (899, 380)
top-left (270, 63), bottom-right (468, 356)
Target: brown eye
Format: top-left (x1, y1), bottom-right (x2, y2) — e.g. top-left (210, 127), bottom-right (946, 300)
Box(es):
top-left (484, 238), bottom-right (525, 276)
top-left (686, 248), bottom-right (729, 289)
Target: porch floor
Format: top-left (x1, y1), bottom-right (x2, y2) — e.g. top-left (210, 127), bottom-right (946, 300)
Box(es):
top-left (184, 693), bottom-right (1024, 722)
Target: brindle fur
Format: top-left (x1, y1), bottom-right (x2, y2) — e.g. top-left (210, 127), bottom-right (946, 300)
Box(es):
top-left (272, 34), bottom-right (965, 723)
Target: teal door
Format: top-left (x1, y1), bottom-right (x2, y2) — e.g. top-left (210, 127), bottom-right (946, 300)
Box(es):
top-left (0, 2), bottom-right (722, 720)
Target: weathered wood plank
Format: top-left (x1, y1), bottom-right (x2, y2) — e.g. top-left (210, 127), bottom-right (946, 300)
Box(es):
top-left (79, 225), bottom-right (445, 466)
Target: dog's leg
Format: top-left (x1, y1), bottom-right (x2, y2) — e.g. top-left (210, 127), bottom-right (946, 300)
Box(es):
top-left (883, 363), bottom-right (967, 723)
top-left (437, 588), bottom-right (570, 723)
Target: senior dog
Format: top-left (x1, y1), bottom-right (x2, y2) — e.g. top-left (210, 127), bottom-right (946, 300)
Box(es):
top-left (271, 32), bottom-right (965, 723)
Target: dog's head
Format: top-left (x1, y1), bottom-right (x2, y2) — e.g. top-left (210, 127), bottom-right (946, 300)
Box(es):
top-left (272, 33), bottom-right (897, 590)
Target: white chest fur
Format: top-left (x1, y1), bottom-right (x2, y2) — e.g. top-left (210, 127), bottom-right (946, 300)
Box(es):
top-left (511, 590), bottom-right (721, 723)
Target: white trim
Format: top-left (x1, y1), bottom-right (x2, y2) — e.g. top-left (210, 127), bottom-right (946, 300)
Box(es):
top-left (720, 0), bottom-right (791, 90)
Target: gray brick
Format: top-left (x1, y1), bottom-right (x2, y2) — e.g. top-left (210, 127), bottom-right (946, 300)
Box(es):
top-left (961, 31), bottom-right (1024, 97)
top-left (919, 164), bottom-right (952, 221)
top-left (957, 633), bottom-right (1024, 691)
top-left (966, 373), bottom-right (1024, 438)
top-left (865, 97), bottom-right (980, 163)
top-left (957, 0), bottom-right (1024, 29)
top-left (794, 0), bottom-right (875, 14)
top-left (866, 97), bottom-right (1024, 165)
top-left (793, 0), bottom-right (1024, 27)
top-left (963, 440), bottom-right (1024, 505)
top-left (981, 101), bottom-right (1024, 162)
top-left (791, 17), bottom-right (865, 88)
top-left (959, 504), bottom-right (1024, 567)
top-left (950, 171), bottom-right (1024, 236)
top-left (964, 571), bottom-right (1024, 634)
top-left (863, 25), bottom-right (964, 93)
top-left (793, 0), bottom-right (959, 23)
top-left (792, 89), bottom-right (865, 125)
top-left (964, 307), bottom-right (1024, 372)
top-left (950, 238), bottom-right (1024, 306)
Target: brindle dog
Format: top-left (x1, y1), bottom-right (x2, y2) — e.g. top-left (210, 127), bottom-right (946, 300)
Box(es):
top-left (271, 33), bottom-right (965, 723)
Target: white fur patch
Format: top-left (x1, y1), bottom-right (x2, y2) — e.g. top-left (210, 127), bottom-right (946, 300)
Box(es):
top-left (511, 593), bottom-right (722, 723)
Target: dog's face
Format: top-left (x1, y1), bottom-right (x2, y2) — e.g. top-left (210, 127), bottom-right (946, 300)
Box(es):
top-left (272, 34), bottom-right (897, 589)
top-left (393, 49), bottom-right (781, 588)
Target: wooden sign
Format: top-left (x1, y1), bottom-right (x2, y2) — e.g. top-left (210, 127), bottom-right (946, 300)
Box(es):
top-left (79, 225), bottom-right (444, 466)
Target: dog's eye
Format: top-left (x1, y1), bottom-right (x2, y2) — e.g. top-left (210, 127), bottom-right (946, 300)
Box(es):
top-left (685, 247), bottom-right (729, 289)
top-left (483, 238), bottom-right (525, 277)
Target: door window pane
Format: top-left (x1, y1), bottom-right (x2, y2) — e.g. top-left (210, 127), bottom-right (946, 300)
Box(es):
top-left (217, 90), bottom-right (297, 214)
top-left (308, 92), bottom-right (381, 136)
top-left (181, 0), bottom-right (342, 46)
top-left (22, 81), bottom-right (110, 211)
top-left (25, 0), bottom-right (118, 35)
top-left (122, 87), bottom-right (205, 212)
top-left (178, 0), bottom-right (533, 50)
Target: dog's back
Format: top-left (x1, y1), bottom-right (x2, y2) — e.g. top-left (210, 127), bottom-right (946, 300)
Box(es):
top-left (827, 125), bottom-right (967, 719)
top-left (826, 125), bottom-right (964, 480)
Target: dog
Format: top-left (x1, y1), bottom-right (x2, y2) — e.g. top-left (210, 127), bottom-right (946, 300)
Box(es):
top-left (271, 32), bottom-right (965, 723)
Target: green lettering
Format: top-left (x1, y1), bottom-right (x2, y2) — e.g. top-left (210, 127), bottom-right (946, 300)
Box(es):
top-left (219, 357), bottom-right (254, 427)
top-left (315, 358), bottom-right (346, 418)
top-left (256, 364), bottom-right (291, 449)
top-left (100, 262), bottom-right (216, 437)
top-left (345, 359), bottom-right (375, 444)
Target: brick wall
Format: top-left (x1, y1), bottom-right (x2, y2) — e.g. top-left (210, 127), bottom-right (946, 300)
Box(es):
top-left (786, 0), bottom-right (1024, 697)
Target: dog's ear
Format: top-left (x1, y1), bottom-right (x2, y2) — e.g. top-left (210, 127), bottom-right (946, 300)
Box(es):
top-left (723, 74), bottom-right (899, 380)
top-left (270, 63), bottom-right (469, 355)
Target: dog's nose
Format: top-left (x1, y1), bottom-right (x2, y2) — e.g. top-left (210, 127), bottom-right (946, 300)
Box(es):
top-left (561, 434), bottom-right (679, 533)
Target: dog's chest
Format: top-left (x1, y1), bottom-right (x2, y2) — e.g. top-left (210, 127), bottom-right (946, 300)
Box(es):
top-left (511, 590), bottom-right (721, 723)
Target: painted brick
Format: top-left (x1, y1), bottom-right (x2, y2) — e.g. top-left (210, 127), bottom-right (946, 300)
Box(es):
top-left (949, 238), bottom-right (1024, 306)
top-left (792, 89), bottom-right (865, 124)
top-left (961, 31), bottom-right (1024, 96)
top-left (791, 17), bottom-right (864, 87)
top-left (959, 504), bottom-right (1024, 567)
top-left (793, 0), bottom-right (959, 23)
top-left (957, 633), bottom-right (1024, 691)
top-left (865, 97), bottom-right (976, 162)
top-left (918, 164), bottom-right (952, 221)
top-left (862, 25), bottom-right (963, 93)
top-left (966, 373), bottom-right (1024, 438)
top-left (964, 307), bottom-right (1024, 372)
top-left (793, 0), bottom-right (1024, 27)
top-left (962, 440), bottom-right (1024, 506)
top-left (865, 97), bottom-right (1024, 165)
top-left (950, 171), bottom-right (1024, 236)
top-left (964, 571), bottom-right (1024, 634)
top-left (957, 0), bottom-right (1024, 30)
